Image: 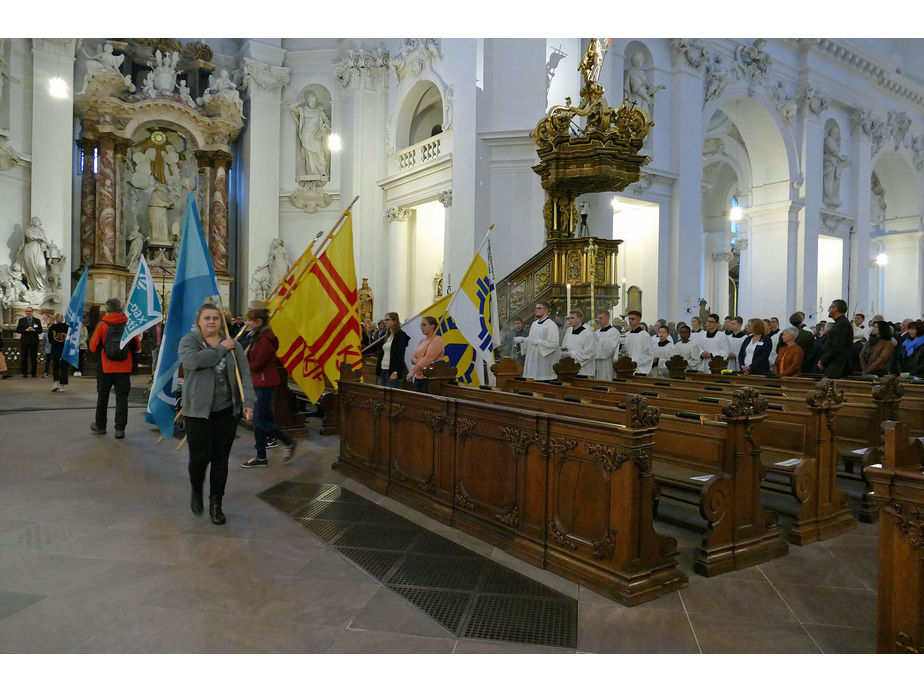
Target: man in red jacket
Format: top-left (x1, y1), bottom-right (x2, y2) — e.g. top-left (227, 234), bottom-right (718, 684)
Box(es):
top-left (89, 298), bottom-right (141, 439)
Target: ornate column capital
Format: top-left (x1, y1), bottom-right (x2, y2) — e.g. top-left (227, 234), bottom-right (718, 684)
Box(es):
top-left (242, 58), bottom-right (290, 97)
top-left (334, 49), bottom-right (390, 90)
top-left (438, 190), bottom-right (452, 208)
top-left (385, 206), bottom-right (410, 222)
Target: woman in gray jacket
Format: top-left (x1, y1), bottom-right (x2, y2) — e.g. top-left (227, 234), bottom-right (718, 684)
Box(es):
top-left (179, 304), bottom-right (255, 524)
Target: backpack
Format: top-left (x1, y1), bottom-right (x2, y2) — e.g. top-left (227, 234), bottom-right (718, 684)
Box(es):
top-left (103, 322), bottom-right (132, 361)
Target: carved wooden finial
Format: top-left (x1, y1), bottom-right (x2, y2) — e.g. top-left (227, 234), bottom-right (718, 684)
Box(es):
top-left (613, 355), bottom-right (637, 378)
top-left (339, 361), bottom-right (362, 382)
top-left (872, 374), bottom-right (904, 403)
top-left (708, 355), bottom-right (728, 374)
top-left (626, 394), bottom-right (660, 429)
top-left (553, 356), bottom-right (581, 381)
top-left (665, 354), bottom-right (688, 379)
top-left (491, 357), bottom-right (522, 378)
top-left (721, 387), bottom-right (768, 419)
top-left (805, 378), bottom-right (846, 409)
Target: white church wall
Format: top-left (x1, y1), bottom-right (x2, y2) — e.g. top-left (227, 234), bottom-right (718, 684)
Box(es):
top-left (817, 234), bottom-right (844, 311)
top-left (878, 231), bottom-right (923, 320)
top-left (409, 200), bottom-right (444, 312)
top-left (611, 200), bottom-right (659, 320)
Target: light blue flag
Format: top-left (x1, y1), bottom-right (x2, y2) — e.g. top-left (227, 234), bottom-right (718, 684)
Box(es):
top-left (121, 255), bottom-right (162, 349)
top-left (145, 191), bottom-right (220, 439)
top-left (61, 265), bottom-right (88, 370)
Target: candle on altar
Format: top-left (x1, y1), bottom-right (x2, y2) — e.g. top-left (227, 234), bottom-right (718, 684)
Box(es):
top-left (566, 283), bottom-right (571, 315)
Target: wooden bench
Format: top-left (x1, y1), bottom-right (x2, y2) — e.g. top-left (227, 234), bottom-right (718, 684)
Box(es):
top-left (435, 376), bottom-right (788, 576)
top-left (498, 367), bottom-right (855, 545)
top-left (864, 420), bottom-right (924, 653)
top-left (335, 365), bottom-right (687, 606)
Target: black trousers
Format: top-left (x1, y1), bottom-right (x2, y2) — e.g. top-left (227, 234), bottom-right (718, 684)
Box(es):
top-left (20, 341), bottom-right (38, 377)
top-left (51, 355), bottom-right (69, 384)
top-left (95, 372), bottom-right (131, 431)
top-left (185, 408), bottom-right (238, 497)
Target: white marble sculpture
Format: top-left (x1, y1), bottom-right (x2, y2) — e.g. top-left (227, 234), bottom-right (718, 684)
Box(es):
top-left (823, 121), bottom-right (850, 209)
top-left (147, 50), bottom-right (180, 94)
top-left (735, 38), bottom-right (772, 95)
top-left (670, 38), bottom-right (709, 69)
top-left (704, 55), bottom-right (729, 102)
top-left (268, 238), bottom-right (290, 289)
top-left (80, 42), bottom-right (135, 94)
top-left (177, 79), bottom-right (196, 108)
top-left (126, 228), bottom-right (145, 270)
top-left (147, 187), bottom-right (173, 245)
top-left (17, 217), bottom-right (50, 292)
top-left (249, 260), bottom-right (272, 301)
top-left (912, 135), bottom-right (924, 173)
top-left (870, 172), bottom-right (887, 224)
top-left (290, 90), bottom-right (331, 179)
top-left (623, 51), bottom-right (665, 118)
top-left (770, 80), bottom-right (796, 123)
top-left (393, 39), bottom-right (441, 84)
top-left (198, 69), bottom-right (243, 112)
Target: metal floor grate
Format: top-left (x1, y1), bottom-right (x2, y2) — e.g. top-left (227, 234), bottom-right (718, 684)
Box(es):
top-left (259, 480), bottom-right (577, 648)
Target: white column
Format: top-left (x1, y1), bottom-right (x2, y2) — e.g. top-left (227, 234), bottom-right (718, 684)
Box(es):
top-left (668, 62), bottom-right (705, 322)
top-left (849, 125), bottom-right (873, 316)
top-left (386, 207), bottom-right (410, 318)
top-left (744, 200), bottom-right (802, 319)
top-left (240, 50), bottom-right (290, 306)
top-left (796, 110), bottom-right (825, 319)
top-left (30, 39), bottom-right (76, 304)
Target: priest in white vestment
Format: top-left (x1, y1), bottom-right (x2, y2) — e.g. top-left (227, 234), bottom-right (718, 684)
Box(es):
top-left (698, 313), bottom-right (730, 373)
top-left (592, 310), bottom-right (620, 380)
top-left (560, 309), bottom-right (595, 377)
top-left (519, 301), bottom-right (560, 381)
top-left (622, 311), bottom-right (655, 375)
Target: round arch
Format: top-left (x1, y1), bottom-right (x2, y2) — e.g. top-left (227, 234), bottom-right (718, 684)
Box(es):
top-left (873, 149), bottom-right (922, 222)
top-left (394, 79), bottom-right (444, 151)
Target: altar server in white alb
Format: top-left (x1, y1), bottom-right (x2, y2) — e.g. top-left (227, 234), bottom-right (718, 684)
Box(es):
top-left (672, 324), bottom-right (702, 371)
top-left (698, 313), bottom-right (730, 373)
top-left (518, 301), bottom-right (560, 381)
top-left (621, 310), bottom-right (655, 375)
top-left (560, 309), bottom-right (595, 377)
top-left (592, 310), bottom-right (620, 380)
top-left (651, 324), bottom-right (675, 377)
top-left (725, 316), bottom-right (748, 372)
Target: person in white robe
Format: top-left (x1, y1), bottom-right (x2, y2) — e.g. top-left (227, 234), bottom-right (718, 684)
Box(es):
top-left (689, 316), bottom-right (707, 352)
top-left (622, 310), bottom-right (655, 375)
top-left (519, 300), bottom-right (560, 381)
top-left (673, 325), bottom-right (703, 370)
top-left (698, 313), bottom-right (730, 373)
top-left (725, 316), bottom-right (747, 372)
top-left (652, 325), bottom-right (675, 377)
top-left (560, 309), bottom-right (595, 377)
top-left (592, 310), bottom-right (620, 380)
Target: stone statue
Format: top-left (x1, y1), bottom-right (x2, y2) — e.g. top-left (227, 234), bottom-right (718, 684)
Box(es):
top-left (141, 72), bottom-right (157, 99)
top-left (198, 69), bottom-right (243, 111)
top-left (17, 217), bottom-right (50, 292)
top-left (177, 79), bottom-right (196, 108)
top-left (358, 278), bottom-right (374, 324)
top-left (126, 228), bottom-right (145, 270)
top-left (912, 135), bottom-right (924, 173)
top-left (268, 238), bottom-right (290, 289)
top-left (770, 80), bottom-right (796, 123)
top-left (735, 38), bottom-right (771, 94)
top-left (249, 260), bottom-right (273, 301)
top-left (623, 51), bottom-right (665, 118)
top-left (147, 187), bottom-right (173, 244)
top-left (670, 39), bottom-right (709, 69)
top-left (823, 121), bottom-right (850, 209)
top-left (80, 42), bottom-right (134, 94)
top-left (870, 172), bottom-right (887, 224)
top-left (704, 55), bottom-right (729, 102)
top-left (290, 90), bottom-right (331, 179)
top-left (147, 50), bottom-right (180, 93)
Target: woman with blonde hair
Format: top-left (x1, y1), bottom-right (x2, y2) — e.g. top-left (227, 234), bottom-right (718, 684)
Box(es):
top-left (179, 303), bottom-right (254, 524)
top-left (372, 311), bottom-right (410, 388)
top-left (739, 317), bottom-right (772, 375)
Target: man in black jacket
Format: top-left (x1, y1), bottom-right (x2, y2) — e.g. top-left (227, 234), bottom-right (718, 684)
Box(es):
top-left (817, 299), bottom-right (853, 378)
top-left (15, 306), bottom-right (42, 377)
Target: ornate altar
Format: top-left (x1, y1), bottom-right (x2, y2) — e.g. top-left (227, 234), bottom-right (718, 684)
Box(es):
top-left (497, 39), bottom-right (654, 326)
top-left (73, 38), bottom-right (244, 309)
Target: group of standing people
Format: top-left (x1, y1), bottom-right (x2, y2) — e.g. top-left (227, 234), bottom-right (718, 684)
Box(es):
top-left (364, 312), bottom-right (446, 393)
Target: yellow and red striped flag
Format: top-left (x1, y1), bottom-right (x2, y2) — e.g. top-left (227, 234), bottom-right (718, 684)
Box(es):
top-left (272, 213), bottom-right (363, 403)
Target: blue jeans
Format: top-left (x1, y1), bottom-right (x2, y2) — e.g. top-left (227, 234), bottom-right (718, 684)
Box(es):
top-left (377, 371), bottom-right (401, 388)
top-left (253, 386), bottom-right (293, 459)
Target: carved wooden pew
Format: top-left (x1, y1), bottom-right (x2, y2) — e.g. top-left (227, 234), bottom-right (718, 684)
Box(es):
top-left (864, 421), bottom-right (924, 653)
top-left (335, 368), bottom-right (687, 606)
top-left (500, 371), bottom-right (855, 545)
top-left (436, 378), bottom-right (787, 576)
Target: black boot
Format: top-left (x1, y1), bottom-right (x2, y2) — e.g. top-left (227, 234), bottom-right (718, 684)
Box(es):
top-left (190, 483), bottom-right (204, 516)
top-left (209, 494), bottom-right (226, 525)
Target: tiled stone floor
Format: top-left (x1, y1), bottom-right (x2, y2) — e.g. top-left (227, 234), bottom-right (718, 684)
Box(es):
top-left (0, 374), bottom-right (879, 653)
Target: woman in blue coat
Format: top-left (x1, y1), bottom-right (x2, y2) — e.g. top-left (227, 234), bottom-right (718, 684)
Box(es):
top-left (739, 318), bottom-right (773, 375)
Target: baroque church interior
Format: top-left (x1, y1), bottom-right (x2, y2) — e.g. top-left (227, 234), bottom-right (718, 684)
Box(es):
top-left (1, 5), bottom-right (923, 682)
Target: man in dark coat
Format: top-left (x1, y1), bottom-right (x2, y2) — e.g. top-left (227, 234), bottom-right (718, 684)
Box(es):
top-left (817, 299), bottom-right (853, 378)
top-left (15, 306), bottom-right (42, 377)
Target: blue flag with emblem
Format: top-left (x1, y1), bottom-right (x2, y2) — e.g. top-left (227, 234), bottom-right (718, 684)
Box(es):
top-left (145, 191), bottom-right (220, 439)
top-left (121, 255), bottom-right (163, 349)
top-left (61, 265), bottom-right (88, 370)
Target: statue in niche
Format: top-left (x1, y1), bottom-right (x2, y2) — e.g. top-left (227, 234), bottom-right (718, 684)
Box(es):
top-left (870, 172), bottom-right (887, 224)
top-left (823, 121), bottom-right (850, 208)
top-left (147, 186), bottom-right (173, 245)
top-left (16, 217), bottom-right (51, 292)
top-left (358, 278), bottom-right (374, 325)
top-left (268, 238), bottom-right (290, 289)
top-left (623, 51), bottom-right (664, 118)
top-left (80, 42), bottom-right (134, 94)
top-left (290, 89), bottom-right (331, 179)
top-left (704, 55), bottom-right (729, 102)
